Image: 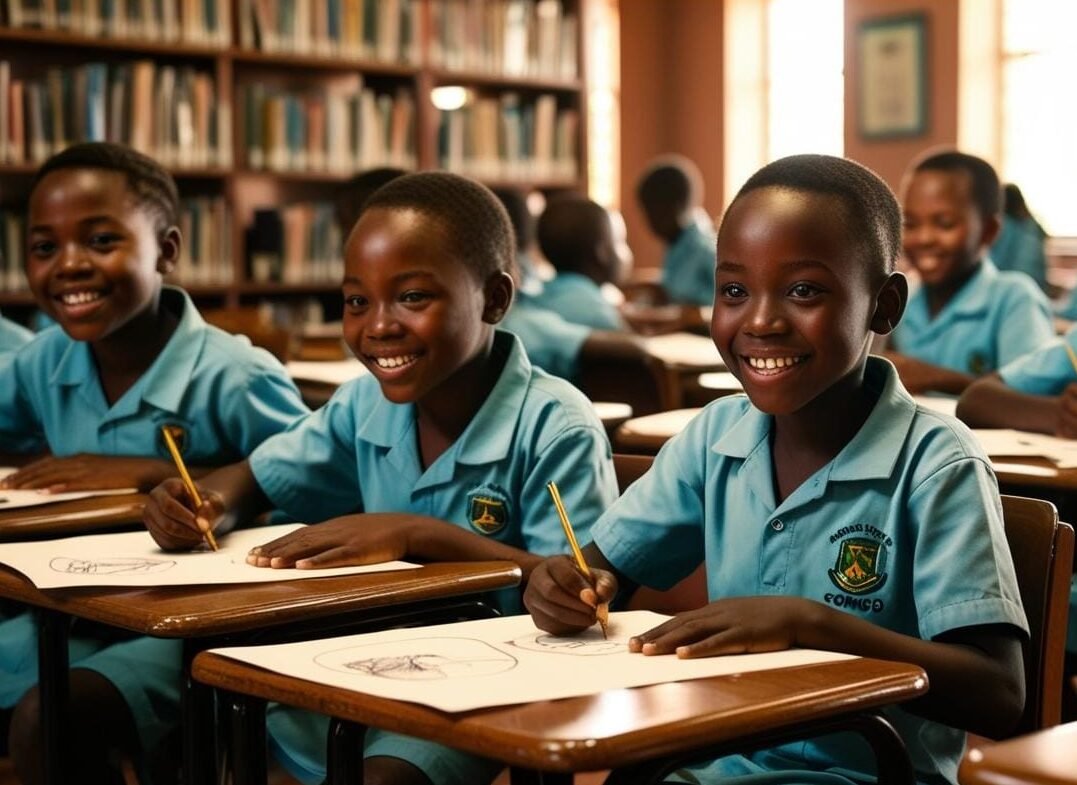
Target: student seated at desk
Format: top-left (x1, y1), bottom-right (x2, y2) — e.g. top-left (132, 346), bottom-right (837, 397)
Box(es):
top-left (143, 172), bottom-right (619, 785)
top-left (525, 154), bottom-right (1028, 785)
top-left (882, 149), bottom-right (1054, 395)
top-left (531, 194), bottom-right (632, 331)
top-left (636, 154), bottom-right (717, 307)
top-left (0, 142), bottom-right (309, 785)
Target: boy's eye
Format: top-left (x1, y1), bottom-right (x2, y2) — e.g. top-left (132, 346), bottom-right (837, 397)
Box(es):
top-left (88, 232), bottom-right (121, 249)
top-left (720, 283), bottom-right (747, 299)
top-left (789, 282), bottom-right (822, 298)
top-left (28, 240), bottom-right (57, 257)
top-left (343, 294), bottom-right (368, 310)
top-left (399, 290), bottom-right (433, 305)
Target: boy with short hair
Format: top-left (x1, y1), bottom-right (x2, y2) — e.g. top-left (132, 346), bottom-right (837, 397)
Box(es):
top-left (526, 154), bottom-right (1027, 785)
top-left (884, 150), bottom-right (1054, 394)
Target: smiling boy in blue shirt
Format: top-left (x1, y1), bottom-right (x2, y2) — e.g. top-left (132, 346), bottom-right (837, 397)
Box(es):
top-left (526, 154), bottom-right (1027, 785)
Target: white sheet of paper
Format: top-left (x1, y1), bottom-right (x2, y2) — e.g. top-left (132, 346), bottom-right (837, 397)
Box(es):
top-left (972, 429), bottom-right (1077, 468)
top-left (285, 360), bottom-right (368, 386)
top-left (0, 468), bottom-right (137, 510)
top-left (641, 333), bottom-right (724, 369)
top-left (209, 611), bottom-right (855, 712)
top-left (0, 524), bottom-right (419, 588)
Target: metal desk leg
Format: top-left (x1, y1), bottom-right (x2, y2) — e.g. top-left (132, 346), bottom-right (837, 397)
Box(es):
top-left (327, 718), bottom-right (366, 785)
top-left (36, 608), bottom-right (69, 785)
top-left (230, 692), bottom-right (267, 785)
top-left (855, 710), bottom-right (915, 785)
top-left (181, 641), bottom-right (217, 785)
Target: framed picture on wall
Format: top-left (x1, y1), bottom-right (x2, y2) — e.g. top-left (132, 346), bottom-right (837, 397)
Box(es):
top-left (857, 13), bottom-right (928, 139)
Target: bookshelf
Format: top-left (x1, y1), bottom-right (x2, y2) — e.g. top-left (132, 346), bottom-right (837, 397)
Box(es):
top-left (0, 0), bottom-right (589, 327)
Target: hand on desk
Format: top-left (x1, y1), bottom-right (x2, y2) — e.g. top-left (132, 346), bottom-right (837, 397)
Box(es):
top-left (144, 477), bottom-right (226, 551)
top-left (524, 554), bottom-right (617, 635)
top-left (246, 514), bottom-right (411, 569)
top-left (0, 453), bottom-right (168, 493)
top-left (1053, 383), bottom-right (1077, 438)
top-left (629, 596), bottom-right (805, 658)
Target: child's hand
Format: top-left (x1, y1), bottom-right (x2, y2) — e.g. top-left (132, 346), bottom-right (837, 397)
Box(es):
top-left (246, 516), bottom-right (408, 569)
top-left (143, 478), bottom-right (224, 551)
top-left (523, 555), bottom-right (618, 635)
top-left (1055, 383), bottom-right (1077, 438)
top-left (0, 454), bottom-right (166, 493)
top-left (630, 596), bottom-right (808, 658)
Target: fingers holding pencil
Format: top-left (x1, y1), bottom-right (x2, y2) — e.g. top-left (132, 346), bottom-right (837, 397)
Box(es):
top-left (143, 476), bottom-right (224, 552)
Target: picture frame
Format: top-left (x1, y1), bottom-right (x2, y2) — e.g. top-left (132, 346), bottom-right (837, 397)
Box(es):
top-left (857, 13), bottom-right (928, 139)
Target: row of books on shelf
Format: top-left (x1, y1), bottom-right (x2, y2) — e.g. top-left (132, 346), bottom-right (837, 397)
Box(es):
top-left (428, 0), bottom-right (577, 80)
top-left (0, 197), bottom-right (233, 292)
top-left (2, 0), bottom-right (231, 46)
top-left (238, 0), bottom-right (418, 62)
top-left (0, 60), bottom-right (230, 168)
top-left (438, 92), bottom-right (578, 181)
top-left (244, 81), bottom-right (415, 173)
top-left (246, 203), bottom-right (343, 285)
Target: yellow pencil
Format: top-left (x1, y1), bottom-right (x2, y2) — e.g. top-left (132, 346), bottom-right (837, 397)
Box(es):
top-left (1066, 343), bottom-right (1077, 376)
top-left (161, 425), bottom-right (218, 552)
top-left (546, 481), bottom-right (608, 638)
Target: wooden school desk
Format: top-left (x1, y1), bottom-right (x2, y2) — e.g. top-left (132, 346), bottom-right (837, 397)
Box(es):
top-left (959, 721), bottom-right (1077, 785)
top-left (639, 333), bottom-right (725, 410)
top-left (0, 559), bottom-right (520, 785)
top-left (194, 649), bottom-right (927, 785)
top-left (0, 493), bottom-right (147, 542)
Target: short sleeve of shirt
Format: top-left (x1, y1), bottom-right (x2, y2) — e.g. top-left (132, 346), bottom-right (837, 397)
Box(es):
top-left (908, 455), bottom-right (1027, 641)
top-left (0, 347), bottom-right (45, 451)
top-left (248, 384), bottom-right (364, 523)
top-left (999, 331), bottom-right (1077, 396)
top-left (996, 281), bottom-right (1054, 367)
top-left (218, 363), bottom-right (311, 455)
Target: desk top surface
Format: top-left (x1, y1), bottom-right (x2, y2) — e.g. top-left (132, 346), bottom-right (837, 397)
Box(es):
top-left (194, 651), bottom-right (925, 772)
top-left (0, 560), bottom-right (520, 637)
top-left (0, 493), bottom-right (148, 542)
top-left (960, 722), bottom-right (1077, 785)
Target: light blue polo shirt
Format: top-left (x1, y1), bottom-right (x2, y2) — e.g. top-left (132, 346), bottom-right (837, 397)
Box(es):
top-left (531, 271), bottom-right (625, 331)
top-left (0, 310), bottom-right (32, 356)
top-left (591, 356), bottom-right (1026, 785)
top-left (0, 286), bottom-right (309, 752)
top-left (662, 220), bottom-right (717, 307)
top-left (890, 258), bottom-right (1054, 376)
top-left (0, 287), bottom-right (309, 458)
top-left (500, 296), bottom-right (591, 381)
top-left (250, 329), bottom-right (618, 785)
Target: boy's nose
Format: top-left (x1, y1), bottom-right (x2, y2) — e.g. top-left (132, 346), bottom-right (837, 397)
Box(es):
top-left (744, 299), bottom-right (787, 335)
top-left (56, 243), bottom-right (92, 274)
top-left (365, 304), bottom-right (403, 337)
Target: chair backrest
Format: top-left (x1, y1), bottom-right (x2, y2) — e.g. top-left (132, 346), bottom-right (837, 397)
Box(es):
top-left (577, 347), bottom-right (669, 417)
top-left (1000, 494), bottom-right (1074, 734)
top-left (613, 453), bottom-right (654, 494)
top-left (202, 307), bottom-right (293, 362)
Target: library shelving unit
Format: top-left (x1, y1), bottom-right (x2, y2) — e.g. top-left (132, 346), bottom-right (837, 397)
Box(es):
top-left (0, 0), bottom-right (589, 326)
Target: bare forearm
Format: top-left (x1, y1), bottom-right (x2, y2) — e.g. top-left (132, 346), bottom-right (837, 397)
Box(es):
top-left (915, 363), bottom-right (977, 396)
top-left (400, 515), bottom-right (544, 577)
top-left (797, 601), bottom-right (1023, 737)
top-left (957, 376), bottom-right (1058, 433)
top-left (199, 460), bottom-right (271, 535)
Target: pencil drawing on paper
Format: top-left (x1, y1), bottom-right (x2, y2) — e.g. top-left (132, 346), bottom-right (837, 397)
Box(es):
top-left (49, 557), bottom-right (177, 575)
top-left (508, 630), bottom-right (624, 656)
top-left (314, 637), bottom-right (518, 681)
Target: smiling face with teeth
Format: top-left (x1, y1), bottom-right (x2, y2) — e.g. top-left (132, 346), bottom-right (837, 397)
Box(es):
top-left (26, 167), bottom-right (178, 346)
top-left (342, 207), bottom-right (514, 418)
top-left (712, 186), bottom-right (900, 419)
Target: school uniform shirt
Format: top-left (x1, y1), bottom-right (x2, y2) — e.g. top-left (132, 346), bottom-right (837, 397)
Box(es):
top-left (590, 356), bottom-right (1027, 785)
top-left (0, 286), bottom-right (309, 753)
top-left (996, 326), bottom-right (1077, 655)
top-left (0, 310), bottom-right (33, 356)
top-left (890, 258), bottom-right (1054, 376)
top-left (499, 296), bottom-right (591, 381)
top-left (531, 271), bottom-right (626, 331)
top-left (992, 214), bottom-right (1049, 292)
top-left (662, 220), bottom-right (717, 307)
top-left (249, 329), bottom-right (619, 785)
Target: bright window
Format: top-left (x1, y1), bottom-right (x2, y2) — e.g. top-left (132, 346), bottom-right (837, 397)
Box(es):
top-left (586, 0), bottom-right (620, 207)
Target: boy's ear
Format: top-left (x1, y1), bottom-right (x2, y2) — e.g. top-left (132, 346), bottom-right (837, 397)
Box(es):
top-left (482, 270), bottom-right (515, 324)
top-left (156, 226), bottom-right (182, 276)
top-left (979, 213), bottom-right (1002, 247)
top-left (870, 272), bottom-right (908, 335)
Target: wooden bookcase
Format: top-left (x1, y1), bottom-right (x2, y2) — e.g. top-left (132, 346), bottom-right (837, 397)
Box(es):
top-left (0, 0), bottom-right (589, 326)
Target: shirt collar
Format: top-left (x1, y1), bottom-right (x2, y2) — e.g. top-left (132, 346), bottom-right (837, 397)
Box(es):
top-left (49, 287), bottom-right (207, 417)
top-left (934, 257), bottom-right (997, 317)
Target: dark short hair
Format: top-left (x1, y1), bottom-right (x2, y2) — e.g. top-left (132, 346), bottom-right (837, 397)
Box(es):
top-left (336, 166), bottom-right (408, 233)
top-left (636, 154), bottom-right (702, 211)
top-left (536, 195), bottom-right (609, 273)
top-left (912, 150), bottom-right (1001, 220)
top-left (30, 142), bottom-right (179, 236)
top-left (362, 171), bottom-right (514, 280)
top-left (490, 185), bottom-right (533, 253)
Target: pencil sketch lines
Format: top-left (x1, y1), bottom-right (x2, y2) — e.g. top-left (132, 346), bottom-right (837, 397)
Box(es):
top-left (508, 630), bottom-right (624, 656)
top-left (314, 637), bottom-right (518, 680)
top-left (49, 557), bottom-right (177, 575)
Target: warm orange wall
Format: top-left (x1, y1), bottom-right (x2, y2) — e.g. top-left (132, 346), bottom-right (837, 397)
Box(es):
top-left (619, 0), bottom-right (723, 270)
top-left (843, 0), bottom-right (960, 195)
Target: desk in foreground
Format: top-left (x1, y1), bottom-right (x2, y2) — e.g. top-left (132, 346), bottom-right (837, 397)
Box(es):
top-left (960, 721), bottom-right (1077, 785)
top-left (195, 650), bottom-right (926, 784)
top-left (0, 493), bottom-right (147, 542)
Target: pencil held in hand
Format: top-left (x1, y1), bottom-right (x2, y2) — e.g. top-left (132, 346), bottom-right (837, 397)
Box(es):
top-left (161, 425), bottom-right (218, 551)
top-left (547, 481), bottom-right (609, 638)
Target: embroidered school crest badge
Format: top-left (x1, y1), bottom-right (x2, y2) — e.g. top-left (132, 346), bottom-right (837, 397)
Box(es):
top-left (967, 352), bottom-right (988, 375)
top-left (828, 537), bottom-right (888, 594)
top-left (468, 488), bottom-right (509, 535)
